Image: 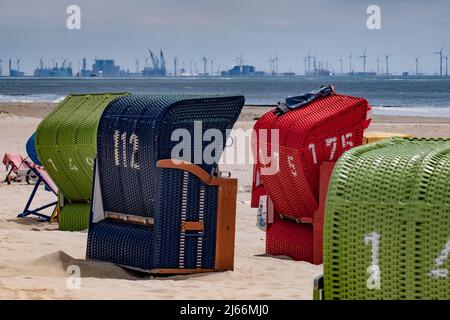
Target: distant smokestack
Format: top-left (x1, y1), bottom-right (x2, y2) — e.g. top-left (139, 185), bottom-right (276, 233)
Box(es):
top-left (9, 59), bottom-right (12, 76)
top-left (82, 58), bottom-right (86, 71)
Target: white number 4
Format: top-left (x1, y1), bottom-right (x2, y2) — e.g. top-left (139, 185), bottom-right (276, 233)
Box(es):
top-left (429, 238), bottom-right (450, 278)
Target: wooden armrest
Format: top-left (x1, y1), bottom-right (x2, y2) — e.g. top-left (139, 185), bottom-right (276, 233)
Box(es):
top-left (156, 159), bottom-right (234, 186)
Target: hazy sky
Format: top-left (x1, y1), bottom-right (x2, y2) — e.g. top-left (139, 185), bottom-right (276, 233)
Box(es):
top-left (1, 0), bottom-right (449, 74)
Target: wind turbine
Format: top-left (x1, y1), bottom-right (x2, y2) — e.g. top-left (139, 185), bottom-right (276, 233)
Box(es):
top-left (349, 52), bottom-right (353, 74)
top-left (338, 58), bottom-right (343, 74)
top-left (445, 54), bottom-right (448, 77)
top-left (39, 57), bottom-right (44, 70)
top-left (273, 56), bottom-right (279, 75)
top-left (134, 57), bottom-right (140, 73)
top-left (201, 55), bottom-right (208, 75)
top-left (302, 57), bottom-right (308, 75)
top-left (234, 55), bottom-right (244, 68)
top-left (304, 49), bottom-right (312, 74)
top-left (16, 58), bottom-right (21, 72)
top-left (415, 57), bottom-right (419, 76)
top-left (173, 56), bottom-right (178, 76)
top-left (359, 49), bottom-right (367, 73)
top-left (434, 47), bottom-right (444, 76)
top-left (0, 59), bottom-right (2, 77)
top-left (385, 54), bottom-right (391, 78)
top-left (376, 58), bottom-right (380, 75)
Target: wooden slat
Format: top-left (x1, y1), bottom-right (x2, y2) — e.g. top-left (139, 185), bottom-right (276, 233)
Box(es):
top-left (214, 178), bottom-right (238, 271)
top-left (181, 221), bottom-right (204, 232)
top-left (105, 211), bottom-right (154, 226)
top-left (148, 268), bottom-right (215, 274)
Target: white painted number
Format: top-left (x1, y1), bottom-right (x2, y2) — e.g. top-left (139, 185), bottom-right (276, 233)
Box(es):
top-left (325, 137), bottom-right (337, 161)
top-left (309, 132), bottom-right (353, 165)
top-left (364, 232), bottom-right (381, 290)
top-left (287, 155), bottom-right (297, 176)
top-left (341, 133), bottom-right (353, 148)
top-left (121, 131), bottom-right (127, 168)
top-left (113, 130), bottom-right (120, 166)
top-left (113, 130), bottom-right (140, 170)
top-left (47, 159), bottom-right (58, 172)
top-left (363, 232), bottom-right (449, 285)
top-left (308, 143), bottom-right (318, 164)
top-left (429, 238), bottom-right (450, 278)
top-left (69, 158), bottom-right (79, 171)
top-left (86, 157), bottom-right (94, 168)
top-left (129, 133), bottom-right (140, 170)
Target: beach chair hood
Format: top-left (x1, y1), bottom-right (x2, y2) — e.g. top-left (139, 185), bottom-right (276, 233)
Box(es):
top-left (94, 94), bottom-right (244, 220)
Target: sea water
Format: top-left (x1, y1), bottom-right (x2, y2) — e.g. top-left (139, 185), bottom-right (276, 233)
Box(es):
top-left (1, 76), bottom-right (450, 117)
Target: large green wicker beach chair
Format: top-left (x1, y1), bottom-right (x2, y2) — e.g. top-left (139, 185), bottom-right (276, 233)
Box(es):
top-left (320, 137), bottom-right (450, 300)
top-left (35, 93), bottom-right (129, 231)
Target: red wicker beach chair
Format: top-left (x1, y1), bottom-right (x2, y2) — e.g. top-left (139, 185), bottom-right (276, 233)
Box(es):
top-left (252, 86), bottom-right (371, 263)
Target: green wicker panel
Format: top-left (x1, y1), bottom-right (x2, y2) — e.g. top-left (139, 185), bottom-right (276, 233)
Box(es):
top-left (324, 138), bottom-right (450, 300)
top-left (35, 93), bottom-right (128, 202)
top-left (58, 203), bottom-right (90, 232)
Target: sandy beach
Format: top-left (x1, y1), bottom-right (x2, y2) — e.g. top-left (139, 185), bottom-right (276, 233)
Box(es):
top-left (1, 102), bottom-right (450, 300)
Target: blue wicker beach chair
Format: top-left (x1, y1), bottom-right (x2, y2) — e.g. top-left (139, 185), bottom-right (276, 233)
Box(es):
top-left (86, 94), bottom-right (244, 273)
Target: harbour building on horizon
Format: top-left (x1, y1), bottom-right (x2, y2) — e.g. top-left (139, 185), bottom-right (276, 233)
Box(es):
top-left (91, 59), bottom-right (120, 77)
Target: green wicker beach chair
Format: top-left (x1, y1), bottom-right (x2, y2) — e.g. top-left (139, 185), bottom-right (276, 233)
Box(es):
top-left (321, 137), bottom-right (450, 300)
top-left (35, 93), bottom-right (129, 231)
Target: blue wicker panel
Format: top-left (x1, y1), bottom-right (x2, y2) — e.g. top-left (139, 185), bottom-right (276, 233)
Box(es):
top-left (97, 94), bottom-right (244, 218)
top-left (154, 167), bottom-right (219, 269)
top-left (86, 220), bottom-right (154, 270)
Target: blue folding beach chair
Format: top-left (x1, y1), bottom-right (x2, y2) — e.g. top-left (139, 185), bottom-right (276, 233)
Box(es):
top-left (17, 160), bottom-right (58, 221)
top-left (87, 94), bottom-right (244, 274)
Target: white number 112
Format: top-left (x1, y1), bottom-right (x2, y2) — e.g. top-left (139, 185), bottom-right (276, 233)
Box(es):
top-left (113, 129), bottom-right (140, 170)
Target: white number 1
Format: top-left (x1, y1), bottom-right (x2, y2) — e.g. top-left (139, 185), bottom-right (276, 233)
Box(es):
top-left (364, 232), bottom-right (381, 290)
top-left (308, 143), bottom-right (318, 164)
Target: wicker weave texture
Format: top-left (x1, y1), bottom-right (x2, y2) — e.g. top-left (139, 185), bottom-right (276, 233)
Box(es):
top-left (87, 167), bottom-right (220, 271)
top-left (35, 93), bottom-right (128, 202)
top-left (154, 167), bottom-right (219, 269)
top-left (324, 138), bottom-right (450, 299)
top-left (87, 220), bottom-right (155, 270)
top-left (254, 94), bottom-right (370, 220)
top-left (96, 94), bottom-right (244, 219)
top-left (87, 94), bottom-right (243, 272)
top-left (266, 214), bottom-right (313, 261)
top-left (58, 203), bottom-right (90, 231)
